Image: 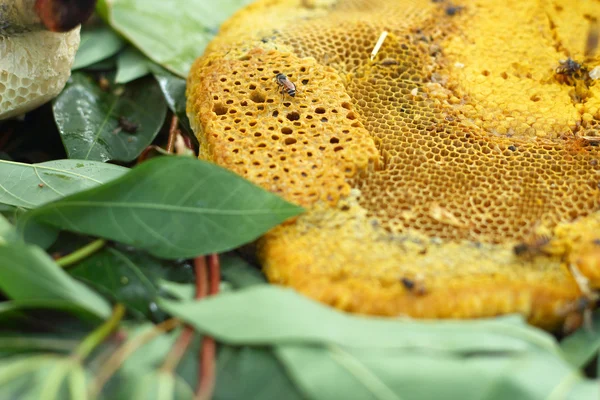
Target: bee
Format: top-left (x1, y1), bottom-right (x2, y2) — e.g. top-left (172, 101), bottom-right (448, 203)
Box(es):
top-left (513, 234), bottom-right (551, 258)
top-left (555, 58), bottom-right (582, 76)
top-left (400, 276), bottom-right (427, 296)
top-left (275, 73), bottom-right (296, 98)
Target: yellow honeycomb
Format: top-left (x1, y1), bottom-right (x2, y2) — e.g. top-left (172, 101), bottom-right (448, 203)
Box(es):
top-left (187, 0), bottom-right (600, 330)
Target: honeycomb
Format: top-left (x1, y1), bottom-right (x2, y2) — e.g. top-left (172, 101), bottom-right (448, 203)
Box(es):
top-left (0, 27), bottom-right (80, 119)
top-left (187, 0), bottom-right (600, 330)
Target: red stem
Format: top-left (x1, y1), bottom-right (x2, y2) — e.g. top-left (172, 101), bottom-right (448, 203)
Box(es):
top-left (197, 337), bottom-right (216, 400)
top-left (196, 254), bottom-right (220, 400)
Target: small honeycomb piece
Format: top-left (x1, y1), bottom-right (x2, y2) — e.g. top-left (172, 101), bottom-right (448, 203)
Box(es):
top-left (0, 28), bottom-right (80, 119)
top-left (187, 0), bottom-right (600, 330)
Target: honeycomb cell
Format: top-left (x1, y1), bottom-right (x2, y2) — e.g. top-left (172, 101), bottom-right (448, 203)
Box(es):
top-left (187, 0), bottom-right (600, 330)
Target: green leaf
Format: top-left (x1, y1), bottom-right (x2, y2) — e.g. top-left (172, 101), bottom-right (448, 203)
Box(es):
top-left (69, 247), bottom-right (193, 320)
top-left (275, 345), bottom-right (596, 400)
top-left (559, 311), bottom-right (600, 368)
top-left (0, 159), bottom-right (128, 209)
top-left (128, 371), bottom-right (194, 400)
top-left (112, 324), bottom-right (194, 400)
top-left (53, 73), bottom-right (167, 163)
top-left (0, 243), bottom-right (111, 319)
top-left (73, 26), bottom-right (126, 70)
top-left (0, 355), bottom-right (90, 400)
top-left (0, 334), bottom-right (78, 354)
top-left (220, 253), bottom-right (267, 289)
top-left (116, 47), bottom-right (151, 84)
top-left (158, 286), bottom-right (559, 354)
top-left (101, 0), bottom-right (254, 77)
top-left (0, 214), bottom-right (17, 244)
top-left (0, 299), bottom-right (100, 318)
top-left (149, 64), bottom-right (193, 136)
top-left (158, 280), bottom-right (195, 301)
top-left (18, 156), bottom-right (304, 259)
top-left (215, 346), bottom-right (303, 400)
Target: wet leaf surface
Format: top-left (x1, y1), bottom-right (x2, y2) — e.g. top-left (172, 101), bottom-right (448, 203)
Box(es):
top-left (53, 73), bottom-right (167, 163)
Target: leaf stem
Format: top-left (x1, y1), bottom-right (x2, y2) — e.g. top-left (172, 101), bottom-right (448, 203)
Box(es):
top-left (167, 115), bottom-right (179, 153)
top-left (160, 254), bottom-right (210, 374)
top-left (56, 238), bottom-right (106, 268)
top-left (91, 318), bottom-right (182, 397)
top-left (73, 303), bottom-right (125, 362)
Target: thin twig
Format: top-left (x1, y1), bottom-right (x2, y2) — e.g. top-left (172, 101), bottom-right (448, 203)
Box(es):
top-left (167, 116), bottom-right (179, 154)
top-left (160, 327), bottom-right (194, 373)
top-left (56, 239), bottom-right (106, 268)
top-left (90, 318), bottom-right (182, 398)
top-left (72, 304), bottom-right (125, 362)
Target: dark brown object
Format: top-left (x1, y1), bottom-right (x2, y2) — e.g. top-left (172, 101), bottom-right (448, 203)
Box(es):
top-left (35, 0), bottom-right (97, 32)
top-left (118, 116), bottom-right (139, 134)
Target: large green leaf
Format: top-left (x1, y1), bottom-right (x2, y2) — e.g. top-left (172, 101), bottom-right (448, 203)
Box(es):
top-left (0, 243), bottom-right (111, 319)
top-left (159, 286), bottom-right (558, 354)
top-left (73, 25), bottom-right (125, 70)
top-left (0, 159), bottom-right (128, 209)
top-left (99, 0), bottom-right (254, 77)
top-left (18, 156), bottom-right (304, 259)
top-left (53, 73), bottom-right (167, 163)
top-left (276, 345), bottom-right (595, 400)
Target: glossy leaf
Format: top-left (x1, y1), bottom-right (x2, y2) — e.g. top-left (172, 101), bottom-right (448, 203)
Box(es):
top-left (18, 156), bottom-right (304, 259)
top-left (0, 159), bottom-right (128, 209)
top-left (116, 47), bottom-right (151, 84)
top-left (53, 73), bottom-right (167, 162)
top-left (69, 247), bottom-right (193, 320)
top-left (73, 25), bottom-right (125, 70)
top-left (159, 286), bottom-right (559, 354)
top-left (100, 0), bottom-right (254, 77)
top-left (559, 311), bottom-right (600, 368)
top-left (0, 243), bottom-right (111, 319)
top-left (150, 64), bottom-right (193, 135)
